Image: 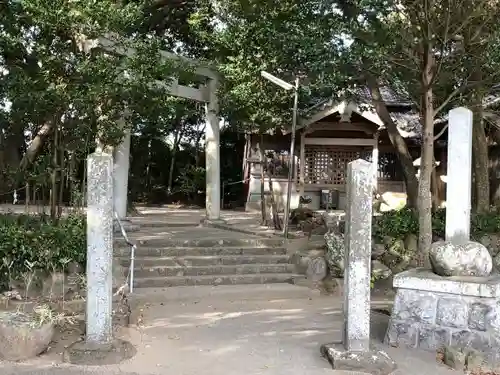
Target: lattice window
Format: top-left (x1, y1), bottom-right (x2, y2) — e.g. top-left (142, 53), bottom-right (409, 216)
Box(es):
top-left (303, 145), bottom-right (371, 185)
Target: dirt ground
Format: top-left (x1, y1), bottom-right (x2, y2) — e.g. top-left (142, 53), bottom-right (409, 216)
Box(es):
top-left (0, 284), bottom-right (464, 375)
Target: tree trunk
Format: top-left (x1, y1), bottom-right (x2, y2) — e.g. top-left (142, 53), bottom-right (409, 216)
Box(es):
top-left (471, 74), bottom-right (490, 213)
top-left (417, 47), bottom-right (435, 269)
top-left (0, 124), bottom-right (24, 195)
top-left (168, 129), bottom-right (183, 194)
top-left (490, 146), bottom-right (500, 206)
top-left (431, 155), bottom-right (443, 210)
top-left (194, 124), bottom-right (205, 167)
top-left (472, 117), bottom-right (490, 213)
top-left (19, 121), bottom-right (53, 172)
top-left (431, 164), bottom-right (439, 211)
top-left (57, 145), bottom-right (65, 218)
top-left (266, 168), bottom-right (282, 230)
top-left (50, 124), bottom-right (58, 219)
top-left (366, 76), bottom-right (419, 208)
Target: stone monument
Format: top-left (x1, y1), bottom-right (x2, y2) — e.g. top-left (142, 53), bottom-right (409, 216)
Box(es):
top-left (85, 151), bottom-right (114, 344)
top-left (321, 159), bottom-right (396, 374)
top-left (385, 107), bottom-right (500, 367)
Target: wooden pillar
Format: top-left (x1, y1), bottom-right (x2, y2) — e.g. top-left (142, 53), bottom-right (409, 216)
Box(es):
top-left (372, 131), bottom-right (379, 191)
top-left (299, 132), bottom-right (306, 197)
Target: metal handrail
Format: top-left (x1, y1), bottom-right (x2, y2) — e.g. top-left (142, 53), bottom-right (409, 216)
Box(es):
top-left (114, 211), bottom-right (136, 294)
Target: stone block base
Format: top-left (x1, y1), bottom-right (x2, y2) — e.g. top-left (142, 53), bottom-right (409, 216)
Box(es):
top-left (386, 268), bottom-right (500, 366)
top-left (320, 343), bottom-right (396, 374)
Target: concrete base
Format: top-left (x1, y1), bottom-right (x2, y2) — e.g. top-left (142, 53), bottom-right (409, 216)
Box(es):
top-left (320, 342), bottom-right (396, 374)
top-left (63, 339), bottom-right (136, 365)
top-left (386, 268), bottom-right (500, 366)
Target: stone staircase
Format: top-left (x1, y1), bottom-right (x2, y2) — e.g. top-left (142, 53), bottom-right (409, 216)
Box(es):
top-left (114, 236), bottom-right (302, 289)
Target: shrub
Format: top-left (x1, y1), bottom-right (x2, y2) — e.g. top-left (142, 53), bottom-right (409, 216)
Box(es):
top-left (0, 213), bottom-right (86, 290)
top-left (373, 208), bottom-right (500, 241)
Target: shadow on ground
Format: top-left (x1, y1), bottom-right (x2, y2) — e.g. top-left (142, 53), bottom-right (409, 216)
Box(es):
top-left (0, 286), bottom-right (461, 375)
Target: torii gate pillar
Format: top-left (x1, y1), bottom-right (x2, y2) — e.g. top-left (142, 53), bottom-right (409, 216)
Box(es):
top-left (204, 79), bottom-right (221, 221)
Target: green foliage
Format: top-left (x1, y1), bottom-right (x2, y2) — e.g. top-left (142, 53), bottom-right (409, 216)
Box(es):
top-left (471, 212), bottom-right (500, 239)
top-left (373, 208), bottom-right (419, 240)
top-left (374, 208), bottom-right (500, 241)
top-left (176, 165), bottom-right (206, 197)
top-left (0, 0), bottom-right (195, 202)
top-left (213, 0), bottom-right (343, 132)
top-left (0, 213), bottom-right (86, 287)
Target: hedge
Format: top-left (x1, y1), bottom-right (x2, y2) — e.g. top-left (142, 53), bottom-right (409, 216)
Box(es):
top-left (0, 213), bottom-right (86, 290)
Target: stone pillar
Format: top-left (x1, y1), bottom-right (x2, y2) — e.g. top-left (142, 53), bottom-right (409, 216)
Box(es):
top-left (205, 79), bottom-right (221, 221)
top-left (321, 159), bottom-right (395, 374)
top-left (445, 107), bottom-right (473, 243)
top-left (343, 159), bottom-right (373, 352)
top-left (86, 151), bottom-right (114, 344)
top-left (113, 121), bottom-right (131, 220)
top-left (428, 106), bottom-right (491, 277)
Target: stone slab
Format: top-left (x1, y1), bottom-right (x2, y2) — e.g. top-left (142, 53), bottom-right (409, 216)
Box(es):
top-left (321, 342), bottom-right (397, 375)
top-left (393, 268), bottom-right (500, 298)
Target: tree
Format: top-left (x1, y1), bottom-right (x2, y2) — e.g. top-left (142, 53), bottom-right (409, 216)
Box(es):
top-left (213, 0), bottom-right (343, 131)
top-left (0, 0), bottom-right (193, 213)
top-left (334, 0), bottom-right (500, 264)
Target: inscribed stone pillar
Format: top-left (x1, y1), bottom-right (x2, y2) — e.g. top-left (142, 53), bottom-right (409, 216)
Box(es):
top-left (343, 159), bottom-right (373, 352)
top-left (113, 120), bottom-right (131, 220)
top-left (86, 151), bottom-right (114, 344)
top-left (205, 79), bottom-right (221, 221)
top-left (445, 107), bottom-right (473, 244)
top-left (429, 107), bottom-right (491, 277)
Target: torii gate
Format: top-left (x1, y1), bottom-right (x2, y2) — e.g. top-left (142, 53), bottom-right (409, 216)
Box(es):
top-left (98, 37), bottom-right (221, 222)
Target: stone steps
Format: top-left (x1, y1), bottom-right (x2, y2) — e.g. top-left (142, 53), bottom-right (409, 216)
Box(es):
top-left (132, 273), bottom-right (304, 288)
top-left (116, 254), bottom-right (291, 267)
top-left (115, 237), bottom-right (285, 248)
top-left (114, 232), bottom-right (296, 289)
top-left (114, 246), bottom-right (287, 257)
top-left (130, 264), bottom-right (296, 278)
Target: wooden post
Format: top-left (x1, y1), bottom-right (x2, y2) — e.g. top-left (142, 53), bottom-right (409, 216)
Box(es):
top-left (372, 131), bottom-right (379, 191)
top-left (299, 132), bottom-right (306, 197)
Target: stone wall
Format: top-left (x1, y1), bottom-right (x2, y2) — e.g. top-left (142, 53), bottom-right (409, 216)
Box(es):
top-left (386, 269), bottom-right (500, 365)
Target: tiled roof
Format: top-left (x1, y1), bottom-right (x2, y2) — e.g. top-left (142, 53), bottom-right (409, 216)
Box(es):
top-left (301, 85), bottom-right (477, 139)
top-left (350, 85), bottom-right (413, 106)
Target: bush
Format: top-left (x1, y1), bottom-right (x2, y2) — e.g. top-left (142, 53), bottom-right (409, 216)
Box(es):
top-left (373, 208), bottom-right (500, 241)
top-left (0, 214), bottom-right (86, 290)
